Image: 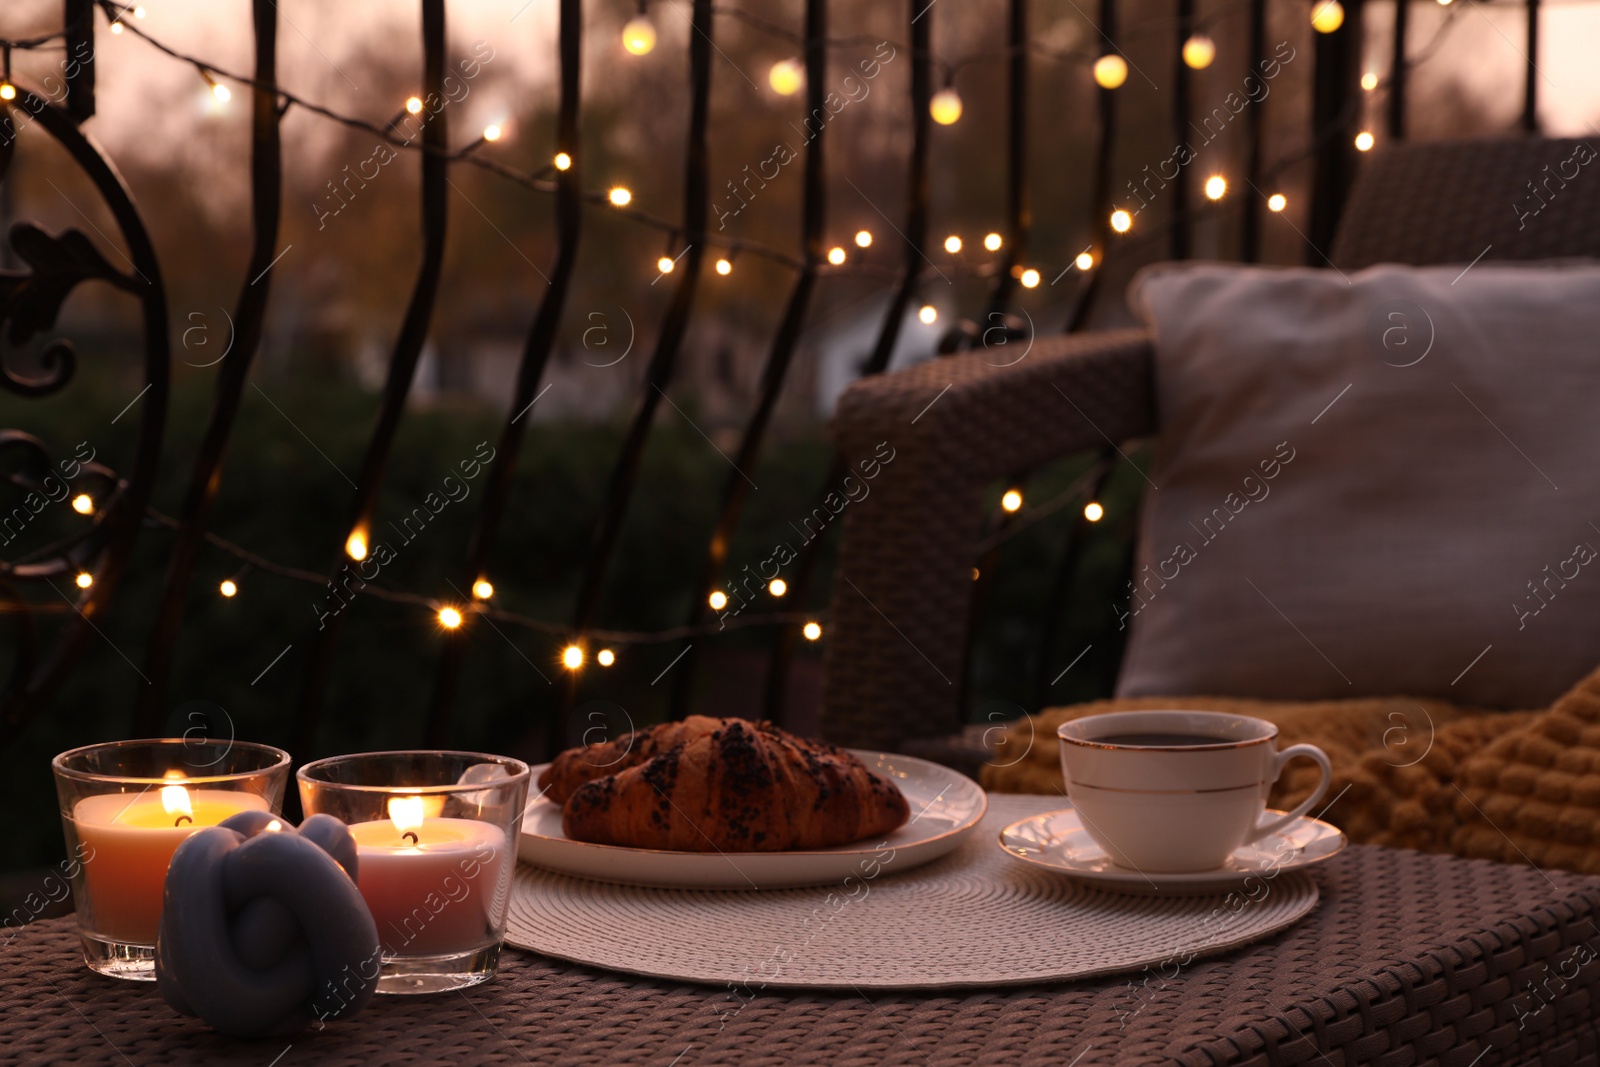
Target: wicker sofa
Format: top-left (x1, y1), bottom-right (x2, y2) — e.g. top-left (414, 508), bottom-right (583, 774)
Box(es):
top-left (819, 136), bottom-right (1600, 757)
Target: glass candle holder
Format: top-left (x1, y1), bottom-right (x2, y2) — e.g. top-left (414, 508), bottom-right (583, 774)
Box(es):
top-left (51, 738), bottom-right (292, 980)
top-left (297, 751), bottom-right (530, 994)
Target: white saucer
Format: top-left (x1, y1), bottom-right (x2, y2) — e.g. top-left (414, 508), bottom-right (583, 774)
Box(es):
top-left (998, 805), bottom-right (1346, 896)
top-left (518, 750), bottom-right (986, 890)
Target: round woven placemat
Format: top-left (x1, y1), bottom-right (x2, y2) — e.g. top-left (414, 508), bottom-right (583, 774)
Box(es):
top-left (506, 794), bottom-right (1320, 990)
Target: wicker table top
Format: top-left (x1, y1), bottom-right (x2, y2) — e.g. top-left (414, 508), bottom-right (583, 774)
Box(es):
top-left (4, 831), bottom-right (1600, 1065)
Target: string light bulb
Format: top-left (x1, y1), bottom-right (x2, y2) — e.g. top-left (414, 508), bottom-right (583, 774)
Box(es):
top-left (715, 258), bottom-right (732, 275)
top-left (657, 255), bottom-right (676, 274)
top-left (134, 5), bottom-right (147, 17)
top-left (562, 644), bottom-right (584, 669)
top-left (943, 235), bottom-right (963, 254)
top-left (597, 648), bottom-right (616, 667)
top-left (802, 622), bottom-right (823, 641)
top-left (472, 579), bottom-right (494, 600)
top-left (1110, 209), bottom-right (1133, 233)
top-left (1361, 72), bottom-right (1378, 91)
top-left (621, 16), bottom-right (657, 56)
top-left (219, 579), bottom-right (238, 598)
top-left (345, 529), bottom-right (368, 561)
top-left (1093, 54), bottom-right (1128, 90)
top-left (854, 230), bottom-right (872, 249)
top-left (1268, 193), bottom-right (1288, 212)
top-left (1001, 489), bottom-right (1023, 512)
top-left (0, 84), bottom-right (16, 103)
top-left (482, 124), bottom-right (503, 142)
top-left (826, 246), bottom-right (846, 266)
top-left (708, 590), bottom-right (728, 610)
top-left (984, 232), bottom-right (1003, 252)
top-left (1075, 251), bottom-right (1095, 271)
top-left (929, 88), bottom-right (963, 125)
top-left (1354, 130), bottom-right (1375, 152)
top-left (71, 493), bottom-right (94, 515)
top-left (1084, 501), bottom-right (1105, 522)
top-left (769, 58), bottom-right (804, 96)
top-left (769, 578), bottom-right (788, 597)
top-left (1204, 175), bottom-right (1227, 200)
top-left (437, 606), bottom-right (463, 630)
top-left (1182, 35), bottom-right (1216, 70)
top-left (1311, 0), bottom-right (1345, 33)
top-left (919, 305), bottom-right (938, 324)
top-left (75, 572), bottom-right (93, 589)
top-left (110, 21), bottom-right (124, 34)
top-left (1020, 268), bottom-right (1041, 289)
top-left (609, 187), bottom-right (632, 207)
top-left (554, 152), bottom-right (572, 170)
top-left (406, 96), bottom-right (424, 115)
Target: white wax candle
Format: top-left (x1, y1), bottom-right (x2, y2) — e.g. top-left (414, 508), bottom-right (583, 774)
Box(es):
top-left (347, 814), bottom-right (508, 957)
top-left (72, 787), bottom-right (269, 944)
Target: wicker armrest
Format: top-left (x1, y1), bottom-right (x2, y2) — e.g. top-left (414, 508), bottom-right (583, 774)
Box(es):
top-left (821, 329), bottom-right (1156, 749)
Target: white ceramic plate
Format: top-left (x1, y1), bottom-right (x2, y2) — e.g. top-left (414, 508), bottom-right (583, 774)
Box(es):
top-left (517, 750), bottom-right (986, 890)
top-left (998, 804), bottom-right (1346, 896)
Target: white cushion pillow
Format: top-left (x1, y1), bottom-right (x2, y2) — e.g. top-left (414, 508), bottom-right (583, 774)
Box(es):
top-left (1116, 261), bottom-right (1600, 708)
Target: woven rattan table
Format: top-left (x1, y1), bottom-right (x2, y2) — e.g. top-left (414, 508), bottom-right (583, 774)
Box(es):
top-left (4, 835), bottom-right (1600, 1066)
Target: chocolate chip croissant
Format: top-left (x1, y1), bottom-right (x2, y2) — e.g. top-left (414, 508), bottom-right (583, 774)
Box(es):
top-left (559, 718), bottom-right (910, 851)
top-left (538, 714), bottom-right (723, 805)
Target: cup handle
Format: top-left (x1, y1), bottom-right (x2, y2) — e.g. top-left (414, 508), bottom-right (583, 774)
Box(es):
top-left (1244, 743), bottom-right (1333, 844)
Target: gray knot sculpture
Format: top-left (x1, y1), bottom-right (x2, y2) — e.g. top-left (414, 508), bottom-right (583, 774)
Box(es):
top-left (155, 811), bottom-right (382, 1037)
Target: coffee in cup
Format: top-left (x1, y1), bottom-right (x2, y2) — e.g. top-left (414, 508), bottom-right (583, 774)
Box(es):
top-left (1056, 710), bottom-right (1332, 873)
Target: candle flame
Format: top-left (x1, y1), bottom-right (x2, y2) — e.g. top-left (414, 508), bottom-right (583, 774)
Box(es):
top-left (388, 794), bottom-right (427, 836)
top-left (161, 779), bottom-right (193, 819)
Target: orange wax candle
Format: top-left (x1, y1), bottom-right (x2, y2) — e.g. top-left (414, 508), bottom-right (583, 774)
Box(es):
top-left (347, 797), bottom-right (506, 957)
top-left (72, 784), bottom-right (268, 944)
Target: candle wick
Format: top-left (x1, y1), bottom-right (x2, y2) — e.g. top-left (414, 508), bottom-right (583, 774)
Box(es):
top-left (174, 815), bottom-right (193, 827)
top-left (403, 831), bottom-right (419, 846)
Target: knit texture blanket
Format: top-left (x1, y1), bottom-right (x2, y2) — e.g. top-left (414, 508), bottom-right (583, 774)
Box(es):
top-left (981, 665), bottom-right (1600, 874)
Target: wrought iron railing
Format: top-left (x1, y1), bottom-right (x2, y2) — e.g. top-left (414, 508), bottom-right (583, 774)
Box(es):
top-left (0, 0), bottom-right (1544, 760)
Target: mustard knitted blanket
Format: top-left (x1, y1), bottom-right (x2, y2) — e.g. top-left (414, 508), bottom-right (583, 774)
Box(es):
top-left (981, 667), bottom-right (1600, 873)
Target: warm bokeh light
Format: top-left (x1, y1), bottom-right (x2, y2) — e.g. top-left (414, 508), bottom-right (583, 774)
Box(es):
top-left (657, 255), bottom-right (676, 274)
top-left (1020, 268), bottom-right (1041, 289)
top-left (827, 246), bottom-right (846, 265)
top-left (622, 16), bottom-right (657, 56)
top-left (1204, 175), bottom-right (1227, 200)
top-left (919, 305), bottom-right (938, 324)
top-left (1110, 209), bottom-right (1132, 233)
top-left (110, 22), bottom-right (124, 35)
top-left (769, 578), bottom-right (788, 597)
top-left (212, 83), bottom-right (232, 104)
top-left (75, 572), bottom-right (93, 589)
top-left (1361, 72), bottom-right (1378, 91)
top-left (1268, 193), bottom-right (1288, 212)
top-left (609, 187), bottom-right (632, 207)
top-left (930, 88), bottom-right (963, 125)
top-left (1354, 130), bottom-right (1375, 152)
top-left (562, 644), bottom-right (585, 669)
top-left (0, 84), bottom-right (16, 103)
top-left (1182, 35), bottom-right (1216, 70)
top-left (709, 590), bottom-right (729, 610)
top-left (854, 230), bottom-right (872, 248)
top-left (346, 529), bottom-right (368, 561)
top-left (943, 235), bottom-right (962, 254)
top-left (984, 232), bottom-right (1003, 252)
top-left (71, 493), bottom-right (93, 515)
top-left (219, 579), bottom-right (238, 598)
top-left (1001, 489), bottom-right (1023, 512)
top-left (769, 58), bottom-right (804, 96)
top-left (1092, 54), bottom-right (1128, 90)
top-left (1075, 251), bottom-right (1095, 271)
top-left (437, 606), bottom-right (463, 630)
top-left (472, 579), bottom-right (494, 600)
top-left (133, 5), bottom-right (147, 17)
top-left (483, 124), bottom-right (503, 142)
top-left (406, 96), bottom-right (424, 115)
top-left (802, 622), bottom-right (823, 641)
top-left (554, 152), bottom-right (572, 170)
top-left (715, 258), bottom-right (732, 275)
top-left (1084, 501), bottom-right (1105, 522)
top-left (597, 648), bottom-right (616, 667)
top-left (1311, 0), bottom-right (1345, 33)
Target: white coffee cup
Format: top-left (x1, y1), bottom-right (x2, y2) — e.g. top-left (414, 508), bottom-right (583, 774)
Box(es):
top-left (1056, 710), bottom-right (1332, 873)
